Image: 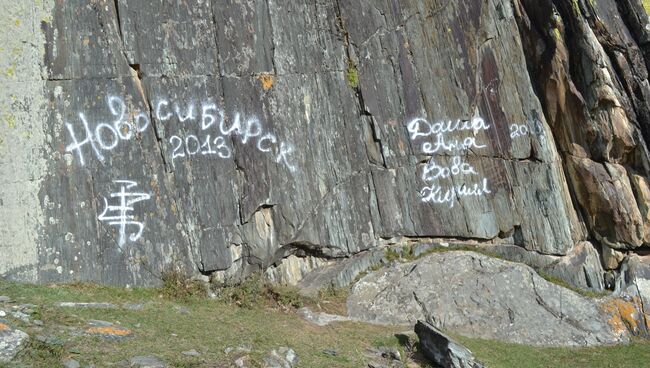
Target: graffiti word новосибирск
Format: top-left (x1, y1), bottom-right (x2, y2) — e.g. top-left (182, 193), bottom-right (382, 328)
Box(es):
top-left (64, 96), bottom-right (297, 172)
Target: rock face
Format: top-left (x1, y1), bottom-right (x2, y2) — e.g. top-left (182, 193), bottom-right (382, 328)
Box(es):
top-left (347, 251), bottom-right (628, 346)
top-left (0, 0), bottom-right (649, 287)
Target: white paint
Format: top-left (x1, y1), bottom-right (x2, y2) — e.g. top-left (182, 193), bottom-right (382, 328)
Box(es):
top-left (156, 100), bottom-right (173, 121)
top-left (257, 133), bottom-right (277, 152)
top-left (422, 156), bottom-right (478, 181)
top-left (97, 180), bottom-right (151, 249)
top-left (65, 97), bottom-right (150, 166)
top-left (174, 102), bottom-right (196, 122)
top-left (407, 116), bottom-right (492, 206)
top-left (201, 103), bottom-right (224, 130)
top-left (421, 178), bottom-right (491, 207)
top-left (510, 119), bottom-right (546, 144)
top-left (65, 95), bottom-right (298, 172)
top-left (407, 117), bottom-right (490, 141)
top-left (276, 142), bottom-right (297, 172)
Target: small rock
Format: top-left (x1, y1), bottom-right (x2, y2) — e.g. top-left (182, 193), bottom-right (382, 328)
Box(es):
top-left (414, 320), bottom-right (484, 368)
top-left (123, 303), bottom-right (147, 310)
top-left (129, 356), bottom-right (166, 368)
top-left (181, 349), bottom-right (200, 357)
top-left (88, 320), bottom-right (113, 327)
top-left (56, 302), bottom-right (116, 309)
top-left (264, 347), bottom-right (298, 368)
top-left (378, 347), bottom-right (401, 361)
top-left (322, 348), bottom-right (338, 356)
top-left (11, 311), bottom-right (30, 323)
top-left (62, 358), bottom-right (81, 368)
top-left (35, 334), bottom-right (64, 346)
top-left (234, 356), bottom-right (248, 368)
top-left (0, 325), bottom-right (29, 363)
top-left (0, 311), bottom-right (6, 317)
top-left (33, 320), bottom-right (44, 326)
top-left (85, 324), bottom-right (133, 340)
top-left (298, 307), bottom-right (349, 326)
top-left (174, 306), bottom-right (190, 315)
top-left (0, 296), bottom-right (11, 303)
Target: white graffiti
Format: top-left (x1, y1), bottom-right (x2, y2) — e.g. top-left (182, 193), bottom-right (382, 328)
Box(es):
top-left (155, 99), bottom-right (297, 172)
top-left (63, 95), bottom-right (298, 172)
top-left (65, 96), bottom-right (150, 166)
top-left (510, 119), bottom-right (546, 144)
top-left (407, 117), bottom-right (492, 207)
top-left (97, 180), bottom-right (151, 249)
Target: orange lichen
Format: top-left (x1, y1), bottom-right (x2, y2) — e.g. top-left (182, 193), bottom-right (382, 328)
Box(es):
top-left (0, 323), bottom-right (9, 331)
top-left (601, 298), bottom-right (640, 334)
top-left (258, 73), bottom-right (274, 90)
top-left (85, 326), bottom-right (132, 336)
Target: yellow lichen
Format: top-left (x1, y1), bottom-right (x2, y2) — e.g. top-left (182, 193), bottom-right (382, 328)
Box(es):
top-left (0, 323), bottom-right (9, 331)
top-left (601, 298), bottom-right (640, 334)
top-left (258, 73), bottom-right (274, 91)
top-left (86, 326), bottom-right (132, 336)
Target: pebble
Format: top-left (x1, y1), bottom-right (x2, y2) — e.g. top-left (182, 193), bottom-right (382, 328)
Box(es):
top-left (129, 355), bottom-right (167, 368)
top-left (0, 296), bottom-right (11, 303)
top-left (62, 358), bottom-right (81, 368)
top-left (181, 349), bottom-right (201, 357)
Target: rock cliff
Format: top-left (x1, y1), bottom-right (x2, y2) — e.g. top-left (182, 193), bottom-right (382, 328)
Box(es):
top-left (1, 0), bottom-right (649, 297)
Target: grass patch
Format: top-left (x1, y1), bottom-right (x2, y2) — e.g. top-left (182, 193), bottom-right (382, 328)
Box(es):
top-left (346, 62), bottom-right (359, 89)
top-left (0, 279), bottom-right (648, 367)
top-left (644, 0), bottom-right (650, 13)
top-left (454, 334), bottom-right (650, 368)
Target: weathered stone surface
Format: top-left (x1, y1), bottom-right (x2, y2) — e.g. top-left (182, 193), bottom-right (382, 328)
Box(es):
top-left (129, 356), bottom-right (166, 368)
top-left (296, 248), bottom-right (386, 295)
top-left (0, 324), bottom-right (29, 363)
top-left (348, 251), bottom-right (627, 346)
top-left (415, 321), bottom-right (484, 368)
top-left (0, 0), bottom-right (649, 289)
top-left (488, 241), bottom-right (605, 291)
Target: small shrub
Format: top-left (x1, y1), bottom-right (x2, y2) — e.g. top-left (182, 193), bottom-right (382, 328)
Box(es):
top-left (160, 268), bottom-right (206, 301)
top-left (267, 284), bottom-right (304, 309)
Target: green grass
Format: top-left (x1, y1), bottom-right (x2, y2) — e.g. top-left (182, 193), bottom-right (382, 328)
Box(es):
top-left (644, 0), bottom-right (650, 13)
top-left (456, 334), bottom-right (650, 368)
top-left (0, 279), bottom-right (649, 367)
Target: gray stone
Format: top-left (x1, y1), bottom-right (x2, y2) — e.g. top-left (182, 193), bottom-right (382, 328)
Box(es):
top-left (0, 326), bottom-right (29, 363)
top-left (348, 251), bottom-right (628, 346)
top-left (181, 349), bottom-right (200, 357)
top-left (487, 241), bottom-right (606, 292)
top-left (415, 320), bottom-right (484, 368)
top-left (87, 320), bottom-right (113, 327)
top-left (56, 302), bottom-right (117, 309)
top-left (129, 356), bottom-right (166, 368)
top-left (297, 249), bottom-right (386, 295)
top-left (62, 358), bottom-right (81, 368)
top-left (298, 307), bottom-right (349, 326)
top-left (264, 347), bottom-right (298, 368)
top-left (0, 297), bottom-right (10, 303)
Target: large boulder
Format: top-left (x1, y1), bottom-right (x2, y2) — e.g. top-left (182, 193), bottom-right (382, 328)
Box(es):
top-left (347, 251), bottom-right (628, 346)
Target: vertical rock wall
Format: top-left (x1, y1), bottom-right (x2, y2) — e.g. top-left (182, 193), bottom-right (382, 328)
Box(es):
top-left (0, 0), bottom-right (649, 288)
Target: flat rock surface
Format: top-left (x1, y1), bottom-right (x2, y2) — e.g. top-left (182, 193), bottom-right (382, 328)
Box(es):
top-left (347, 251), bottom-right (628, 346)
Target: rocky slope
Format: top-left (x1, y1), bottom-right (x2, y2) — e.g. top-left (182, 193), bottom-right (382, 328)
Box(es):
top-left (1, 0), bottom-right (650, 310)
